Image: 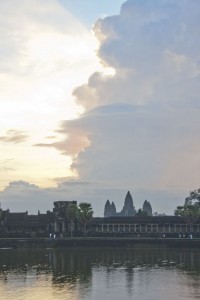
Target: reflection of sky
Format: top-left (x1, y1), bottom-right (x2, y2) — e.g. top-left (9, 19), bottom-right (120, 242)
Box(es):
top-left (90, 268), bottom-right (199, 300)
top-left (0, 272), bottom-right (79, 300)
top-left (1, 248), bottom-right (200, 299)
top-left (0, 267), bottom-right (200, 300)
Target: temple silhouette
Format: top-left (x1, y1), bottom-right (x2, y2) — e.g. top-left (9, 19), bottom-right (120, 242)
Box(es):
top-left (0, 191), bottom-right (199, 238)
top-left (104, 191), bottom-right (152, 217)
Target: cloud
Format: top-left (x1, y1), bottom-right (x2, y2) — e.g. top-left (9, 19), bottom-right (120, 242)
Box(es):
top-left (0, 167), bottom-right (16, 172)
top-left (0, 181), bottom-right (52, 213)
top-left (57, 103), bottom-right (200, 192)
top-left (35, 127), bottom-right (90, 157)
top-left (0, 130), bottom-right (28, 143)
top-left (0, 0), bottom-right (94, 76)
top-left (0, 0), bottom-right (100, 189)
top-left (0, 180), bottom-right (186, 215)
top-left (1, 0), bottom-right (200, 215)
top-left (49, 0), bottom-right (200, 205)
top-left (72, 0), bottom-right (200, 110)
top-left (4, 180), bottom-right (39, 191)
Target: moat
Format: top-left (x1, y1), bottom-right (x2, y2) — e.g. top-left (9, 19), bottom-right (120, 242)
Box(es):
top-left (1, 236), bottom-right (200, 249)
top-left (1, 246), bottom-right (200, 300)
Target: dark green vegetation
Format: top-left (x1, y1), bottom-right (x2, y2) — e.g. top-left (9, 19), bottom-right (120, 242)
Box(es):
top-left (66, 202), bottom-right (93, 237)
top-left (77, 202), bottom-right (93, 236)
top-left (175, 189), bottom-right (200, 231)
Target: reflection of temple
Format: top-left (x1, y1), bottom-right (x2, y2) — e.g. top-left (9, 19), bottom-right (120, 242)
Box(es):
top-left (0, 195), bottom-right (200, 237)
top-left (104, 191), bottom-right (152, 217)
top-left (1, 247), bottom-right (200, 300)
top-left (1, 247), bottom-right (200, 286)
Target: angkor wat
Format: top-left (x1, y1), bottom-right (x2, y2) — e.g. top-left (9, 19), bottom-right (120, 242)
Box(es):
top-left (104, 191), bottom-right (152, 217)
top-left (0, 191), bottom-right (199, 238)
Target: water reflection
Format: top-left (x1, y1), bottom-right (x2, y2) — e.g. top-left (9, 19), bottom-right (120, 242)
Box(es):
top-left (1, 247), bottom-right (200, 299)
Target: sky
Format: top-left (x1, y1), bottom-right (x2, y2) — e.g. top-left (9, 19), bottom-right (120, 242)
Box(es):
top-left (0, 0), bottom-right (200, 216)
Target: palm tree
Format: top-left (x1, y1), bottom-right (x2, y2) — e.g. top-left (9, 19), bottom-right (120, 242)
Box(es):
top-left (77, 202), bottom-right (93, 237)
top-left (0, 208), bottom-right (2, 229)
top-left (0, 208), bottom-right (4, 235)
top-left (66, 204), bottom-right (78, 237)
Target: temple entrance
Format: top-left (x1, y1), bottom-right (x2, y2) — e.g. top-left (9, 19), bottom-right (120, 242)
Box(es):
top-left (54, 221), bottom-right (66, 234)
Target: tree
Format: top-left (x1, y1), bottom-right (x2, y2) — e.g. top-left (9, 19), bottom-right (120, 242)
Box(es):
top-left (185, 189), bottom-right (200, 204)
top-left (66, 204), bottom-right (78, 237)
top-left (0, 208), bottom-right (2, 228)
top-left (77, 202), bottom-right (93, 237)
top-left (174, 200), bottom-right (200, 232)
top-left (137, 209), bottom-right (147, 216)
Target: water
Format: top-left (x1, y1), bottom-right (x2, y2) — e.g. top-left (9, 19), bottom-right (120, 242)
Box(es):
top-left (0, 246), bottom-right (200, 300)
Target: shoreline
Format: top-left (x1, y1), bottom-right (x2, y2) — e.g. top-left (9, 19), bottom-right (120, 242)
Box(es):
top-left (0, 237), bottom-right (200, 248)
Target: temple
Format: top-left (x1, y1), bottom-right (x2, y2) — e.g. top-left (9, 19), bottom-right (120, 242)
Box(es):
top-left (0, 201), bottom-right (77, 237)
top-left (121, 191), bottom-right (136, 216)
top-left (0, 192), bottom-right (200, 237)
top-left (143, 200), bottom-right (152, 216)
top-left (104, 191), bottom-right (152, 217)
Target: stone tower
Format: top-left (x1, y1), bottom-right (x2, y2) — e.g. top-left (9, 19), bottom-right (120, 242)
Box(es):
top-left (143, 200), bottom-right (152, 216)
top-left (110, 201), bottom-right (116, 216)
top-left (104, 200), bottom-right (117, 217)
top-left (121, 191), bottom-right (136, 216)
top-left (104, 200), bottom-right (111, 217)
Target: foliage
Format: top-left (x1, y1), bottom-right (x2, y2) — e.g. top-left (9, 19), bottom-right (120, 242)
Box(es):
top-left (185, 189), bottom-right (200, 204)
top-left (66, 204), bottom-right (78, 237)
top-left (174, 189), bottom-right (200, 231)
top-left (175, 204), bottom-right (200, 224)
top-left (137, 209), bottom-right (147, 216)
top-left (67, 204), bottom-right (78, 220)
top-left (77, 202), bottom-right (93, 236)
top-left (0, 209), bottom-right (3, 223)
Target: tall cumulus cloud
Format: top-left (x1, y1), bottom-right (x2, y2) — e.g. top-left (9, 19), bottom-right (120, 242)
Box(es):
top-left (3, 0), bottom-right (200, 215)
top-left (52, 0), bottom-right (200, 200)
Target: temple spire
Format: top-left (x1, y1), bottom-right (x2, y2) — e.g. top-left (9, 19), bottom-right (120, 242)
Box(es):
top-left (121, 191), bottom-right (136, 216)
